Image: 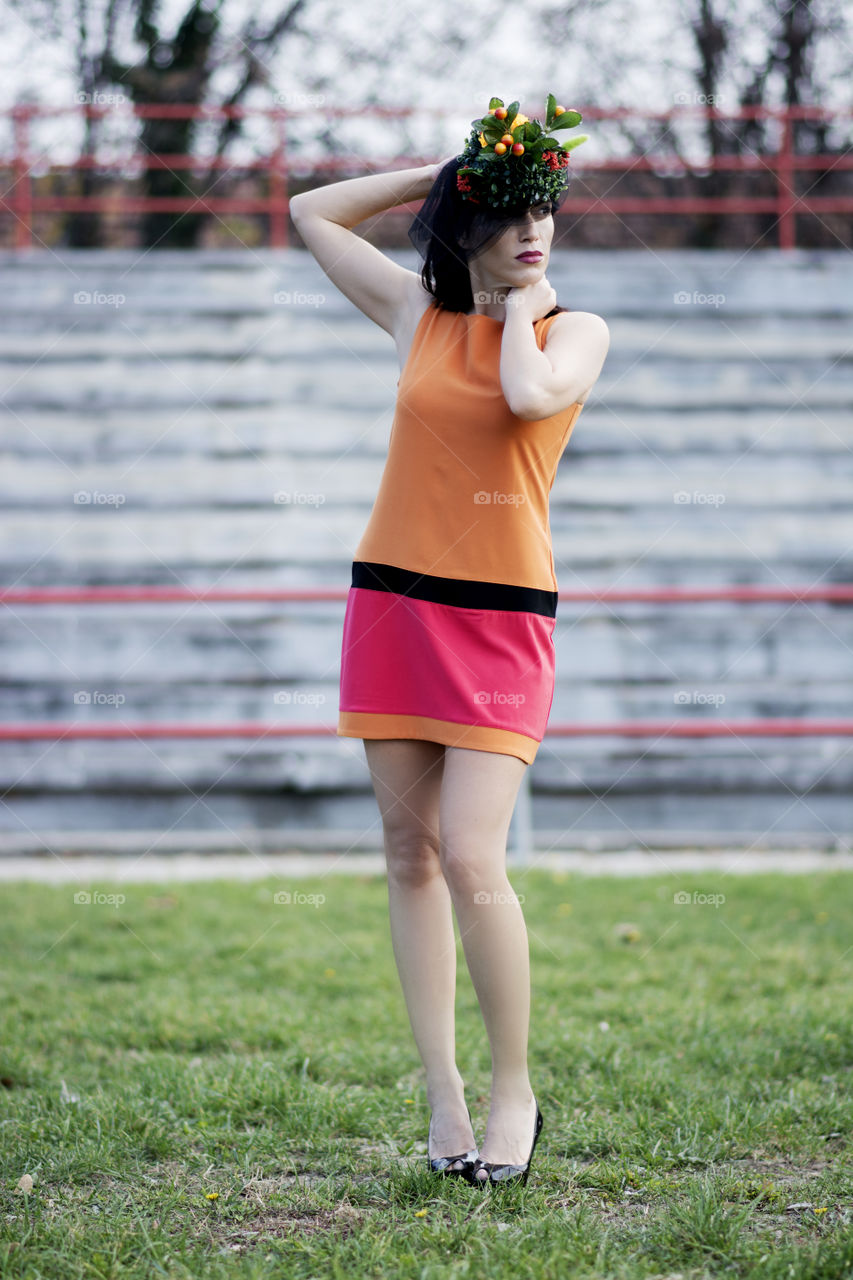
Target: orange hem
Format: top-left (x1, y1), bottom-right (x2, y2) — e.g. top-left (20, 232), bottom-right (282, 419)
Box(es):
top-left (337, 711), bottom-right (538, 765)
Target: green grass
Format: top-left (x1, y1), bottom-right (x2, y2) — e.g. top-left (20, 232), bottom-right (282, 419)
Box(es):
top-left (1, 869), bottom-right (851, 1279)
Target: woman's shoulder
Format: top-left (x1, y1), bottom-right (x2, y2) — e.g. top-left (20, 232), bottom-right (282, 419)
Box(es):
top-left (545, 306), bottom-right (609, 331)
top-left (541, 307), bottom-right (610, 348)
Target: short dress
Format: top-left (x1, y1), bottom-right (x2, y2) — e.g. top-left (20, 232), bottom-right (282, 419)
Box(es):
top-left (336, 300), bottom-right (585, 765)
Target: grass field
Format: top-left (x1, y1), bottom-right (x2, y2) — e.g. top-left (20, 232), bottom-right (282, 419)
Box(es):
top-left (1, 868), bottom-right (851, 1279)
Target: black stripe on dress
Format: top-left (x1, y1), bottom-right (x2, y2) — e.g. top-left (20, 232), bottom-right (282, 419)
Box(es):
top-left (351, 560), bottom-right (557, 618)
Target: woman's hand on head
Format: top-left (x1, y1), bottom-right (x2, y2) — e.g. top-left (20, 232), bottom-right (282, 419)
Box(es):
top-left (504, 275), bottom-right (557, 324)
top-left (429, 153), bottom-right (459, 181)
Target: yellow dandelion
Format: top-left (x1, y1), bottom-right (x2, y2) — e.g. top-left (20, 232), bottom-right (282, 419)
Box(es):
top-left (814, 1206), bottom-right (828, 1214)
top-left (414, 1208), bottom-right (428, 1217)
top-left (206, 1192), bottom-right (219, 1201)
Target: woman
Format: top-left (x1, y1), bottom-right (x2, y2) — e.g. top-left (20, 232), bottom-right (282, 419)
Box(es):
top-left (290, 98), bottom-right (610, 1186)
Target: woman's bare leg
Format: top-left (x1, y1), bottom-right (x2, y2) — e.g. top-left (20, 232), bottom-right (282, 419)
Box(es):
top-left (363, 738), bottom-right (476, 1168)
top-left (438, 745), bottom-right (538, 1176)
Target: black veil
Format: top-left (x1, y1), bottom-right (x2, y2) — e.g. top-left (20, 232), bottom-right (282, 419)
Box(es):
top-left (409, 155), bottom-right (571, 258)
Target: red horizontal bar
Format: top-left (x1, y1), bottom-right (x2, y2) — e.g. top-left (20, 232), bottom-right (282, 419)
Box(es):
top-left (1, 720), bottom-right (852, 741)
top-left (10, 152), bottom-right (852, 175)
top-left (3, 586), bottom-right (853, 605)
top-left (5, 103), bottom-right (849, 121)
top-left (25, 154), bottom-right (280, 172)
top-left (6, 196), bottom-right (288, 215)
top-left (3, 586), bottom-right (853, 606)
top-left (0, 587), bottom-right (347, 604)
top-left (7, 194), bottom-right (850, 219)
top-left (547, 720), bottom-right (853, 737)
top-left (558, 197), bottom-right (853, 214)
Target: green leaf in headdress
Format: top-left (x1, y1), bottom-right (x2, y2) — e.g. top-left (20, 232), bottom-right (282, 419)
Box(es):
top-left (551, 109), bottom-right (582, 130)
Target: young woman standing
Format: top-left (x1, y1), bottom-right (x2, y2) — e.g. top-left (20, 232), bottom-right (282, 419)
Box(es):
top-left (290, 96), bottom-right (609, 1186)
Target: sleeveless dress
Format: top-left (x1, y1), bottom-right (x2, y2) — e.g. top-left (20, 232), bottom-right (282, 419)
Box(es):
top-left (336, 300), bottom-right (585, 765)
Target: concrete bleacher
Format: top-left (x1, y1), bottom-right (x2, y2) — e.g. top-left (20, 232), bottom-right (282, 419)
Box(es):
top-left (1, 247), bottom-right (851, 853)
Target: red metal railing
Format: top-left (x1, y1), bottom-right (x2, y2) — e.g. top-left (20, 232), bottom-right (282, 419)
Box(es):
top-left (2, 583), bottom-right (852, 742)
top-left (2, 103), bottom-right (851, 251)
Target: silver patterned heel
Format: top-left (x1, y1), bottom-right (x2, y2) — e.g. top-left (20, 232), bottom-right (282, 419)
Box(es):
top-left (427, 1105), bottom-right (479, 1179)
top-left (471, 1102), bottom-right (543, 1187)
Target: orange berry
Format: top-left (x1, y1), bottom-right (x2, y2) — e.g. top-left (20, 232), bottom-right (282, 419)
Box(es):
top-left (493, 107), bottom-right (507, 119)
top-left (512, 142), bottom-right (524, 155)
top-left (555, 104), bottom-right (567, 115)
top-left (494, 141), bottom-right (507, 155)
top-left (500, 133), bottom-right (514, 145)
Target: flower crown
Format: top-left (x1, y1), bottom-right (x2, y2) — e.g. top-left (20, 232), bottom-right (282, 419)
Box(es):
top-left (456, 94), bottom-right (588, 211)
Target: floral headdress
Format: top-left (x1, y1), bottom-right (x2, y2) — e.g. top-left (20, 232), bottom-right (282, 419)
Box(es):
top-left (456, 94), bottom-right (588, 211)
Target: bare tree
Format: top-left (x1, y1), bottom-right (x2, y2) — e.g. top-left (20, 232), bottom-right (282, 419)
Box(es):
top-left (9, 0), bottom-right (313, 246)
top-left (540, 0), bottom-right (850, 246)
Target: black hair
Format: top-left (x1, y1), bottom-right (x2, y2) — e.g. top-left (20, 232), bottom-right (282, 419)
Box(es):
top-left (408, 156), bottom-right (571, 316)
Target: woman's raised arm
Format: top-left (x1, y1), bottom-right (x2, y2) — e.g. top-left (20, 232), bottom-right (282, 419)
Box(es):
top-left (290, 163), bottom-right (441, 336)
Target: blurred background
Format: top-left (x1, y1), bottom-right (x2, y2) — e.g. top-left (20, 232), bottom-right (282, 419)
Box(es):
top-left (1, 0), bottom-right (852, 857)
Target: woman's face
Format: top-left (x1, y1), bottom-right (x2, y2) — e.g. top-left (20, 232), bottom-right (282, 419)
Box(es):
top-left (469, 202), bottom-right (555, 282)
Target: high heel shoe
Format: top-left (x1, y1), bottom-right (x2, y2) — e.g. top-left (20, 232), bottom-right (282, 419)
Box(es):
top-left (470, 1100), bottom-right (543, 1187)
top-left (427, 1104), bottom-right (479, 1179)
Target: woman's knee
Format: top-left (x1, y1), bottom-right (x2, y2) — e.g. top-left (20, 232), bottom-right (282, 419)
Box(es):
top-left (439, 834), bottom-right (503, 896)
top-left (384, 830), bottom-right (443, 889)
